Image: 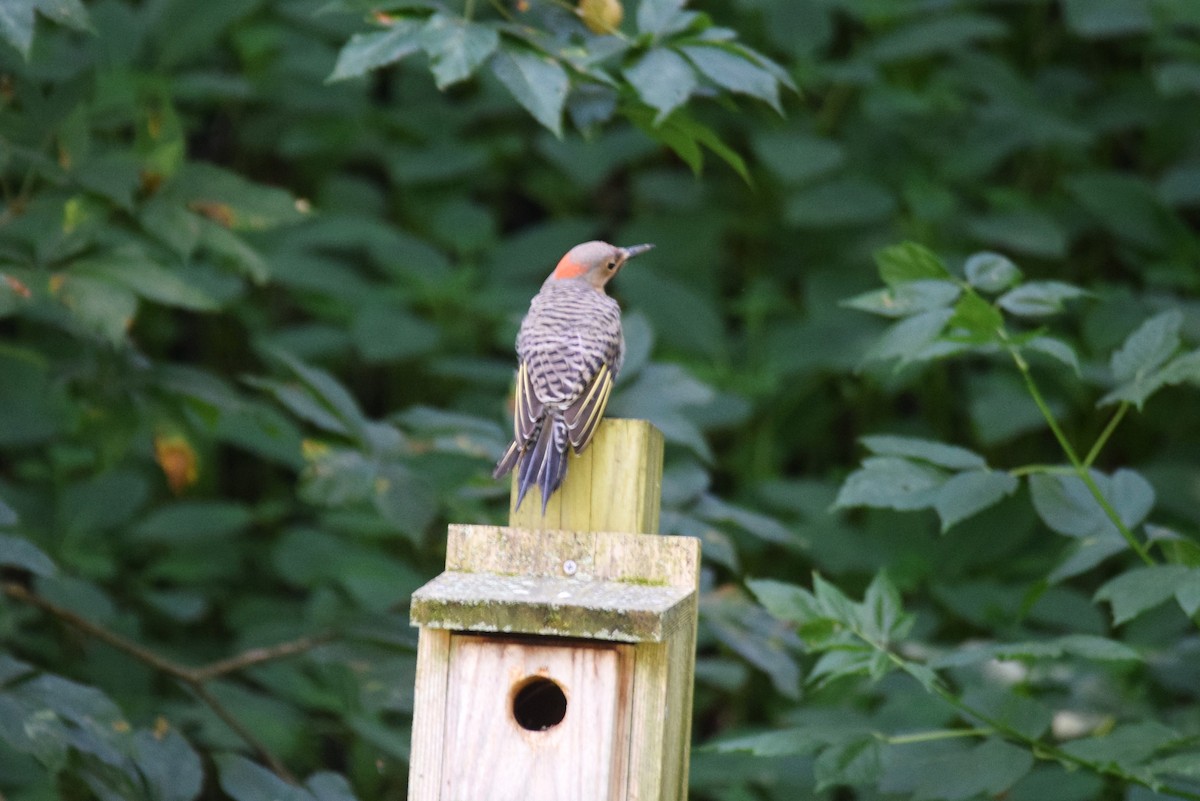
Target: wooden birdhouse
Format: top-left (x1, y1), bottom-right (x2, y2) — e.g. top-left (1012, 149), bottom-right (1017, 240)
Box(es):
top-left (407, 420), bottom-right (701, 801)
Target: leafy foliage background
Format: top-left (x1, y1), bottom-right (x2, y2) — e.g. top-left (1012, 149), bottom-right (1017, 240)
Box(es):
top-left (2, 0), bottom-right (1200, 799)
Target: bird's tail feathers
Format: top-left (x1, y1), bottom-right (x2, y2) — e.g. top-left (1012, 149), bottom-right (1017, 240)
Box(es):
top-left (493, 439), bottom-right (520, 480)
top-left (506, 417), bottom-right (569, 514)
top-left (535, 418), bottom-right (569, 514)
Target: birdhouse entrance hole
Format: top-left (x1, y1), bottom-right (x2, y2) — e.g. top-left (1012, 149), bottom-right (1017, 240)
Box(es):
top-left (512, 676), bottom-right (568, 731)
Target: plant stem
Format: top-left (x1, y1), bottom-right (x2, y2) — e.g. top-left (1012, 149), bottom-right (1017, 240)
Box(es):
top-left (887, 727), bottom-right (993, 745)
top-left (1084, 402), bottom-right (1129, 469)
top-left (2, 582), bottom-right (335, 784)
top-left (852, 621), bottom-right (1200, 801)
top-left (1008, 464), bottom-right (1077, 478)
top-left (192, 631), bottom-right (336, 682)
top-left (1009, 348), bottom-right (1153, 565)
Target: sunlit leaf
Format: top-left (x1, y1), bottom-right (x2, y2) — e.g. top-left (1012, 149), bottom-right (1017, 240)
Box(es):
top-left (997, 281), bottom-right (1088, 317)
top-left (329, 20), bottom-right (423, 81)
top-left (1094, 565), bottom-right (1196, 625)
top-left (624, 47), bottom-right (697, 124)
top-left (420, 14), bottom-right (499, 89)
top-left (681, 44), bottom-right (781, 113)
top-left (963, 252), bottom-right (1021, 292)
top-left (0, 534), bottom-right (56, 576)
top-left (490, 48), bottom-right (568, 136)
top-left (875, 242), bottom-right (951, 285)
top-left (841, 280), bottom-right (960, 318)
top-left (934, 470), bottom-right (1018, 532)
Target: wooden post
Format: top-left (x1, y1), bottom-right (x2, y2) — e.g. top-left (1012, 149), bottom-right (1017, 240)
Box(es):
top-left (407, 419), bottom-right (700, 801)
top-left (508, 418), bottom-right (665, 535)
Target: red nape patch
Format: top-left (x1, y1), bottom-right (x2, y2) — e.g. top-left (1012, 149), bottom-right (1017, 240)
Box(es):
top-left (551, 256), bottom-right (587, 279)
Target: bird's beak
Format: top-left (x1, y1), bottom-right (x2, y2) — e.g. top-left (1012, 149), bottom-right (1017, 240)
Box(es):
top-left (620, 243), bottom-right (655, 259)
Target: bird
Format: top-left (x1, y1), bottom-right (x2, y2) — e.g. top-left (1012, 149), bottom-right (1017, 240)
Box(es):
top-left (493, 240), bottom-right (654, 513)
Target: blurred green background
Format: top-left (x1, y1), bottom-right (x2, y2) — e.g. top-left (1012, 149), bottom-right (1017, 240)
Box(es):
top-left (2, 0), bottom-right (1200, 798)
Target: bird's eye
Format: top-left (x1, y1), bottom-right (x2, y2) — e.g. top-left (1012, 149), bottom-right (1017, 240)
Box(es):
top-left (606, 260), bottom-right (617, 270)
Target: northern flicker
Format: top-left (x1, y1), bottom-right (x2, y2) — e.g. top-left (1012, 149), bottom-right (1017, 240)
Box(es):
top-left (494, 240), bottom-right (654, 512)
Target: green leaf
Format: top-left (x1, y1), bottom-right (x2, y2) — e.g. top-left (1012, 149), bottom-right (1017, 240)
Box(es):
top-left (56, 274), bottom-right (138, 344)
top-left (841, 279), bottom-right (960, 318)
top-left (864, 309), bottom-right (955, 364)
top-left (860, 435), bottom-right (985, 470)
top-left (1053, 633), bottom-right (1142, 661)
top-left (932, 634), bottom-right (1140, 667)
top-left (1100, 346), bottom-right (1200, 408)
top-left (1096, 310), bottom-right (1183, 410)
top-left (834, 456), bottom-right (945, 511)
top-left (707, 727), bottom-right (828, 757)
top-left (1029, 469), bottom-right (1154, 541)
top-left (248, 377), bottom-right (351, 437)
top-left (624, 47), bottom-right (698, 124)
top-left (73, 255), bottom-right (220, 312)
top-left (997, 281), bottom-right (1087, 317)
top-left (140, 198), bottom-right (203, 259)
top-left (1065, 172), bottom-right (1173, 250)
top-left (934, 470), bottom-right (1019, 531)
top-left (0, 497), bottom-right (17, 527)
top-left (626, 105), bottom-right (701, 172)
top-left (752, 132), bottom-right (843, 184)
top-left (694, 495), bottom-right (795, 544)
top-left (0, 0), bottom-right (40, 58)
top-left (949, 291), bottom-right (1003, 341)
top-left (1155, 62), bottom-right (1200, 97)
top-left (814, 737), bottom-right (883, 792)
top-left (0, 534), bottom-right (56, 576)
top-left (1094, 565), bottom-right (1195, 625)
top-left (967, 210), bottom-right (1068, 258)
top-left (1175, 571), bottom-right (1200, 616)
top-left (867, 13), bottom-right (1007, 64)
top-left (787, 178), bottom-right (895, 227)
top-left (264, 349), bottom-right (370, 441)
top-left (131, 502), bottom-right (252, 544)
top-left (169, 163), bottom-right (306, 231)
top-left (860, 571), bottom-right (909, 643)
top-left (636, 0), bottom-right (690, 36)
top-left (490, 48), bottom-right (568, 136)
top-left (875, 242), bottom-right (951, 286)
top-left (1060, 721), bottom-right (1179, 766)
top-left (198, 220), bottom-right (270, 283)
top-left (702, 589), bottom-right (803, 698)
top-left (419, 14), bottom-right (499, 90)
top-left (217, 753), bottom-right (313, 801)
top-left (964, 252), bottom-right (1022, 293)
top-left (1146, 752), bottom-right (1200, 780)
top-left (306, 773), bottom-right (360, 801)
top-left (0, 654), bottom-right (34, 685)
top-left (0, 0), bottom-right (91, 59)
top-left (962, 687), bottom-right (1052, 740)
top-left (916, 738), bottom-right (1033, 801)
top-left (747, 578), bottom-right (822, 626)
top-left (131, 728), bottom-right (204, 801)
top-left (812, 573), bottom-right (861, 627)
top-left (1024, 336), bottom-right (1081, 375)
top-left (1048, 537), bottom-right (1128, 584)
top-left (1062, 0), bottom-right (1153, 38)
top-left (685, 116), bottom-right (751, 183)
top-left (329, 20), bottom-right (423, 81)
top-left (680, 44), bottom-right (781, 113)
top-left (350, 305), bottom-right (440, 363)
top-left (372, 463), bottom-right (437, 539)
top-left (1111, 310), bottom-right (1182, 384)
top-left (1157, 349), bottom-right (1200, 388)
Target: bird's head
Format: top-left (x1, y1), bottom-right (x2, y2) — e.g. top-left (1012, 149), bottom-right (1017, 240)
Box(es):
top-left (550, 240), bottom-right (654, 290)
